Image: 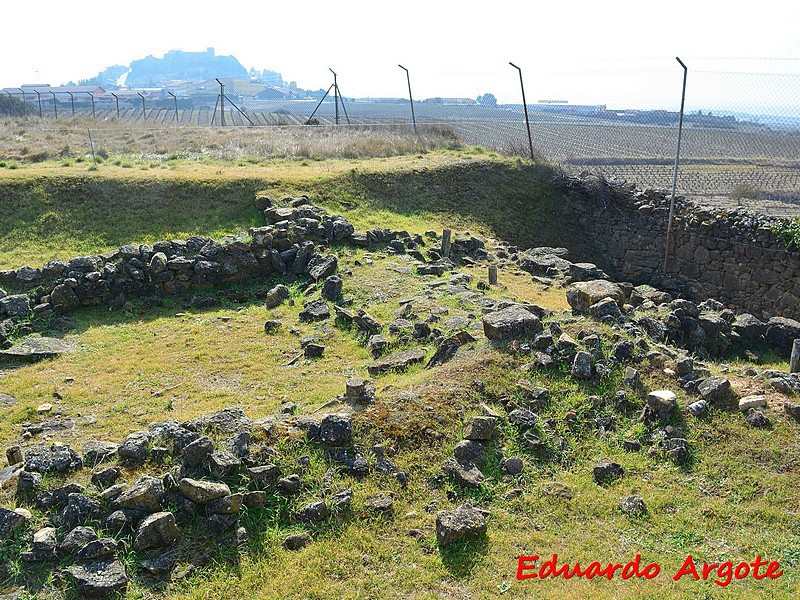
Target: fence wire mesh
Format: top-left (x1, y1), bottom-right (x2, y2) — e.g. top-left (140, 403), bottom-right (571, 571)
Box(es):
top-left (3, 59), bottom-right (800, 215)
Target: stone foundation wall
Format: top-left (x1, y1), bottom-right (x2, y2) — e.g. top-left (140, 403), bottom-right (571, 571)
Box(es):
top-left (3, 183), bottom-right (800, 329)
top-left (563, 182), bottom-right (800, 321)
top-left (0, 201), bottom-right (357, 342)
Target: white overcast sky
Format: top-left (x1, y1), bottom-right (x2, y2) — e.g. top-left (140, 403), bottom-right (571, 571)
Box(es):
top-left (3, 0), bottom-right (800, 110)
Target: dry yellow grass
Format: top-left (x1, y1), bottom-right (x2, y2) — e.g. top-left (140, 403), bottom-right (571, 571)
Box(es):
top-left (0, 116), bottom-right (460, 163)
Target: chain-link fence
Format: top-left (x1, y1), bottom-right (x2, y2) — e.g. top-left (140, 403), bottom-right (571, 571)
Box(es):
top-left (3, 59), bottom-right (800, 215)
top-left (520, 65), bottom-right (800, 215)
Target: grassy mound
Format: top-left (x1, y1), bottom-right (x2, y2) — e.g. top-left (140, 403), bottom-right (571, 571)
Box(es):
top-left (0, 151), bottom-right (580, 271)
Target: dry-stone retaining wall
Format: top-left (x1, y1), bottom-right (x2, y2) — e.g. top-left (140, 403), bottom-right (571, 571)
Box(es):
top-left (0, 199), bottom-right (355, 343)
top-left (3, 179), bottom-right (800, 336)
top-left (0, 196), bottom-right (491, 348)
top-left (559, 177), bottom-right (800, 321)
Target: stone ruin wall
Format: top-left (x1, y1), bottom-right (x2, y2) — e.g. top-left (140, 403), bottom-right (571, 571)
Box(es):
top-left (0, 202), bottom-right (356, 334)
top-left (2, 182), bottom-right (800, 330)
top-left (563, 184), bottom-right (800, 321)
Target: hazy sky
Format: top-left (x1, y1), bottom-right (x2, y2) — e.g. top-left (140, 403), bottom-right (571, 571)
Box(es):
top-left (3, 0), bottom-right (800, 110)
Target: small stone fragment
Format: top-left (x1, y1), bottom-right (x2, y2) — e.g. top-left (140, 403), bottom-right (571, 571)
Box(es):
top-left (453, 440), bottom-right (485, 465)
top-left (117, 431), bottom-right (151, 464)
top-left (59, 526), bottom-right (99, 554)
top-left (697, 376), bottom-right (733, 403)
top-left (364, 494), bottom-right (393, 513)
top-left (745, 408), bottom-right (770, 428)
top-left (299, 299), bottom-right (331, 322)
top-left (367, 349), bottom-right (425, 376)
top-left (277, 474), bottom-right (302, 495)
top-left (687, 399), bottom-right (708, 417)
top-left (620, 495), bottom-right (647, 517)
top-left (67, 558), bottom-right (128, 597)
top-left (296, 501), bottom-right (329, 524)
top-left (178, 478), bottom-right (230, 504)
top-left (264, 319), bottom-right (282, 334)
top-left (463, 416), bottom-right (496, 441)
top-left (74, 537), bottom-right (119, 561)
top-left (592, 459), bottom-right (624, 484)
top-left (572, 351), bottom-right (593, 380)
top-left (435, 503), bottom-right (487, 546)
top-left (319, 414), bottom-right (352, 446)
top-left (283, 532), bottom-right (311, 551)
top-left (442, 457), bottom-right (484, 488)
top-left (265, 284), bottom-right (290, 309)
top-left (330, 488), bottom-right (354, 508)
top-left (785, 401), bottom-right (800, 420)
top-left (135, 512), bottom-right (180, 550)
top-left (501, 457), bottom-right (524, 476)
top-left (624, 366), bottom-right (640, 388)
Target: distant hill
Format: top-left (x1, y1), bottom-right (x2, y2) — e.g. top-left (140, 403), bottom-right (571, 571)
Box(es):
top-left (80, 48), bottom-right (249, 88)
top-left (80, 65), bottom-right (129, 88)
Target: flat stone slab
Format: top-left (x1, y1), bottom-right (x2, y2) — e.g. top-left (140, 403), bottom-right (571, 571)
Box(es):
top-left (482, 305), bottom-right (542, 341)
top-left (442, 457), bottom-right (485, 488)
top-left (367, 349), bottom-right (425, 376)
top-left (566, 280), bottom-right (624, 313)
top-left (67, 558), bottom-right (128, 597)
top-left (647, 390), bottom-right (677, 412)
top-left (1, 337), bottom-right (76, 360)
top-left (518, 248), bottom-right (572, 276)
top-left (739, 395), bottom-right (767, 412)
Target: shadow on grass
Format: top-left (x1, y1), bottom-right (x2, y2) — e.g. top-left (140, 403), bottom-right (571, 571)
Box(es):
top-left (5, 275), bottom-right (292, 346)
top-left (307, 160), bottom-right (592, 258)
top-left (0, 176), bottom-right (264, 271)
top-left (438, 534), bottom-right (490, 578)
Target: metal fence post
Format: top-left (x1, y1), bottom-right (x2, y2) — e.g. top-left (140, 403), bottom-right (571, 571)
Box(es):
top-left (34, 90), bottom-right (42, 118)
top-left (216, 79), bottom-right (225, 126)
top-left (509, 62), bottom-right (534, 161)
top-left (663, 57), bottom-right (688, 274)
top-left (330, 69), bottom-right (339, 125)
top-left (398, 64), bottom-right (417, 134)
top-left (85, 92), bottom-right (95, 118)
top-left (306, 84), bottom-right (332, 124)
top-left (138, 93), bottom-right (146, 121)
top-left (50, 91), bottom-right (58, 118)
top-left (111, 93), bottom-right (119, 119)
top-left (168, 92), bottom-right (178, 123)
top-left (88, 129), bottom-right (97, 164)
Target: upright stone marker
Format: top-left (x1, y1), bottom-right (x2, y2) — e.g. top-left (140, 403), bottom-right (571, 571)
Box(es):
top-left (791, 339), bottom-right (800, 374)
top-left (488, 265), bottom-right (498, 285)
top-left (441, 229), bottom-right (452, 258)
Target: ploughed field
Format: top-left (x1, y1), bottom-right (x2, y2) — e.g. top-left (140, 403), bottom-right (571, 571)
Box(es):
top-left (3, 107), bottom-right (800, 213)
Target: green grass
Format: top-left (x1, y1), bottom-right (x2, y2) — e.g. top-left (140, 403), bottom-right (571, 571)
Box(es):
top-left (1, 154), bottom-right (799, 599)
top-left (772, 217), bottom-right (800, 251)
top-left (0, 151), bottom-right (578, 272)
top-left (0, 173), bottom-right (262, 269)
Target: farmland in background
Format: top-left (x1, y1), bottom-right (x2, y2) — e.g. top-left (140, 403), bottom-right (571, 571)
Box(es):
top-left (3, 100), bottom-right (800, 215)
